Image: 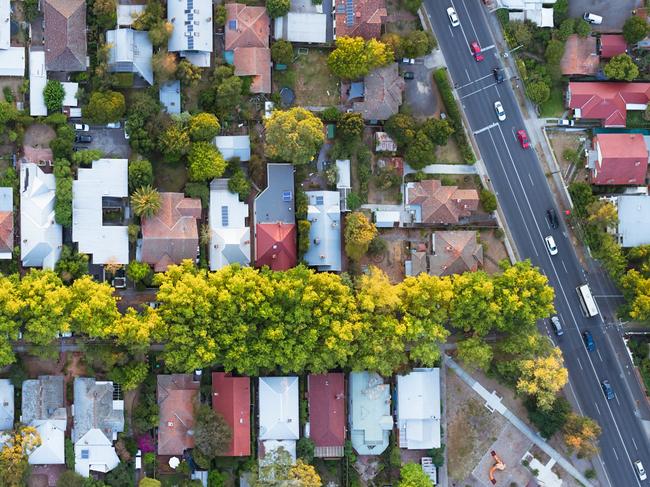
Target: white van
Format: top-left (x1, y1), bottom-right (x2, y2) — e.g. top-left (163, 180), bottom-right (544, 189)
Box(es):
top-left (583, 12), bottom-right (603, 24)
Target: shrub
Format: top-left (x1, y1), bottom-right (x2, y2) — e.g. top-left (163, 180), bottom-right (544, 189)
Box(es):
top-left (297, 437), bottom-right (315, 463)
top-left (184, 182), bottom-right (210, 207)
top-left (271, 40), bottom-right (294, 64)
top-left (480, 188), bottom-right (497, 212)
top-left (44, 80), bottom-right (65, 113)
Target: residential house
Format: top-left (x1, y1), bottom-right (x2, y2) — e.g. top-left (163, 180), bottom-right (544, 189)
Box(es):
top-left (211, 373), bottom-right (251, 456)
top-left (72, 159), bottom-right (129, 265)
top-left (349, 372), bottom-right (392, 455)
top-left (567, 82), bottom-right (650, 127)
top-left (20, 163), bottom-right (62, 269)
top-left (274, 13), bottom-right (327, 44)
top-left (0, 187), bottom-right (12, 259)
top-left (495, 0), bottom-right (554, 27)
top-left (167, 0), bottom-right (213, 67)
top-left (140, 192), bottom-right (202, 272)
top-left (29, 50), bottom-right (47, 116)
top-left (106, 29), bottom-right (154, 85)
top-left (225, 4), bottom-right (271, 94)
top-left (353, 64), bottom-right (405, 121)
top-left (611, 194), bottom-right (650, 247)
top-left (0, 379), bottom-right (13, 432)
top-left (599, 34), bottom-right (627, 58)
top-left (336, 159), bottom-right (351, 212)
top-left (560, 35), bottom-right (599, 76)
top-left (258, 377), bottom-right (299, 460)
top-left (22, 376), bottom-right (67, 465)
top-left (334, 0), bottom-right (387, 39)
top-left (43, 0), bottom-right (87, 72)
top-left (0, 0), bottom-right (8, 50)
top-left (405, 179), bottom-right (479, 225)
top-left (157, 374), bottom-right (200, 456)
top-left (375, 132), bottom-right (397, 152)
top-left (254, 164), bottom-right (296, 271)
top-left (0, 1), bottom-right (25, 78)
top-left (308, 373), bottom-right (345, 458)
top-left (214, 135), bottom-right (251, 162)
top-left (373, 210), bottom-right (401, 228)
top-left (209, 179), bottom-right (251, 271)
top-left (160, 80), bottom-right (181, 114)
top-left (396, 368), bottom-right (441, 450)
top-left (117, 4), bottom-right (145, 27)
top-left (588, 133), bottom-right (649, 186)
top-left (72, 378), bottom-right (124, 477)
top-left (405, 248), bottom-right (428, 277)
top-left (304, 191), bottom-right (341, 272)
top-left (428, 231), bottom-right (483, 276)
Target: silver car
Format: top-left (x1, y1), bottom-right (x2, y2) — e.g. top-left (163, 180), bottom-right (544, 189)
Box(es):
top-left (447, 7), bottom-right (460, 27)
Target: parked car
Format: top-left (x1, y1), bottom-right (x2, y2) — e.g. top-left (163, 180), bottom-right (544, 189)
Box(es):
top-left (74, 123), bottom-right (89, 131)
top-left (403, 71), bottom-right (415, 80)
top-left (493, 68), bottom-right (504, 83)
top-left (470, 41), bottom-right (484, 61)
top-left (583, 12), bottom-right (603, 24)
top-left (516, 129), bottom-right (530, 149)
top-left (106, 121), bottom-right (121, 128)
top-left (634, 460), bottom-right (647, 481)
top-left (545, 235), bottom-right (558, 255)
top-left (494, 101), bottom-right (506, 121)
top-left (557, 119), bottom-right (575, 127)
top-left (546, 208), bottom-right (558, 228)
top-left (75, 134), bottom-right (92, 143)
top-left (601, 380), bottom-right (614, 400)
top-left (550, 315), bottom-right (564, 336)
top-left (582, 330), bottom-right (595, 352)
top-left (447, 6), bottom-right (460, 27)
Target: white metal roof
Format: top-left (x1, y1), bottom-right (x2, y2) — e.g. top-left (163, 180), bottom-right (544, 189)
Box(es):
top-left (117, 4), bottom-right (145, 27)
top-left (209, 179), bottom-right (251, 271)
top-left (258, 377), bottom-right (299, 441)
top-left (168, 0), bottom-right (213, 67)
top-left (274, 13), bottom-right (327, 43)
top-left (29, 420), bottom-right (66, 464)
top-left (106, 29), bottom-right (154, 85)
top-left (0, 47), bottom-right (25, 77)
top-left (29, 50), bottom-right (47, 116)
top-left (62, 82), bottom-right (78, 107)
top-left (617, 195), bottom-right (650, 248)
top-left (214, 135), bottom-right (251, 162)
top-left (0, 0), bottom-right (9, 50)
top-left (396, 368), bottom-right (440, 450)
top-left (72, 159), bottom-right (129, 265)
top-left (20, 163), bottom-right (62, 269)
top-left (74, 428), bottom-right (121, 477)
top-left (0, 379), bottom-right (13, 431)
top-left (335, 160), bottom-right (351, 189)
top-left (304, 191), bottom-right (341, 271)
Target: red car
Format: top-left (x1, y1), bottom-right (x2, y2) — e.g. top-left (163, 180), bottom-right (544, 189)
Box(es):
top-left (470, 41), bottom-right (484, 62)
top-left (516, 129), bottom-right (530, 149)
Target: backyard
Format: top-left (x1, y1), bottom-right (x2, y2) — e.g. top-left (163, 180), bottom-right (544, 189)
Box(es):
top-left (153, 159), bottom-right (188, 192)
top-left (274, 49), bottom-right (340, 107)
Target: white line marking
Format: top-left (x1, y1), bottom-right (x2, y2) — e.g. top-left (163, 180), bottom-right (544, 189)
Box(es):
top-left (481, 44), bottom-right (496, 51)
top-left (594, 401), bottom-right (601, 416)
top-left (562, 261), bottom-right (568, 274)
top-left (465, 68), bottom-right (470, 81)
top-left (597, 349), bottom-right (604, 362)
top-left (459, 81), bottom-right (500, 100)
top-left (615, 394), bottom-right (621, 406)
top-left (456, 72), bottom-right (494, 89)
top-left (455, 0), bottom-right (480, 46)
top-left (448, 25), bottom-right (454, 37)
top-left (594, 294), bottom-right (624, 298)
top-left (613, 448), bottom-right (620, 462)
top-left (473, 123), bottom-right (498, 135)
top-left (527, 173), bottom-right (534, 186)
top-left (577, 357), bottom-right (583, 370)
top-left (632, 437), bottom-right (638, 451)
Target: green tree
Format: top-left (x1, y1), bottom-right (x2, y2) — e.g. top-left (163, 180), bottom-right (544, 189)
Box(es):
top-left (127, 260), bottom-right (152, 283)
top-left (132, 185), bottom-right (162, 218)
top-left (385, 113), bottom-right (418, 146)
top-left (93, 0), bottom-right (117, 29)
top-left (586, 200), bottom-right (618, 229)
top-left (553, 0), bottom-right (569, 25)
top-left (402, 0), bottom-right (421, 15)
top-left (568, 182), bottom-right (595, 218)
top-left (327, 37), bottom-right (393, 79)
top-left (400, 30), bottom-right (436, 58)
top-left (344, 212), bottom-right (377, 260)
top-left (55, 245), bottom-right (89, 284)
top-left (265, 107), bottom-right (325, 165)
top-left (574, 19), bottom-right (591, 38)
top-left (215, 5), bottom-right (227, 27)
top-left (480, 188), bottom-right (497, 212)
top-left (43, 79), bottom-right (65, 113)
top-left (0, 426), bottom-right (42, 487)
top-left (50, 124), bottom-right (75, 159)
top-left (139, 479), bottom-right (161, 487)
top-left (128, 159), bottom-right (154, 192)
top-left (337, 112), bottom-right (364, 141)
top-left (421, 118), bottom-right (454, 145)
top-left (525, 396), bottom-right (570, 438)
top-left (526, 80), bottom-right (551, 105)
top-left (266, 0), bottom-right (290, 18)
top-left (108, 361), bottom-right (149, 391)
top-left (189, 113), bottom-right (221, 142)
top-left (159, 124), bottom-right (191, 163)
top-left (557, 18), bottom-right (575, 41)
top-left (545, 39), bottom-right (565, 65)
top-left (176, 59), bottom-right (202, 86)
top-left (188, 142), bottom-right (227, 181)
top-left (228, 169), bottom-right (251, 200)
top-left (509, 21), bottom-right (533, 47)
top-left (194, 403), bottom-right (233, 459)
top-left (54, 158), bottom-right (73, 227)
top-left (604, 53), bottom-right (639, 81)
top-left (83, 91), bottom-right (126, 124)
top-left (397, 463), bottom-right (432, 487)
top-left (152, 49), bottom-right (178, 83)
top-left (563, 413), bottom-right (601, 458)
top-left (623, 15), bottom-right (649, 44)
top-left (405, 131), bottom-right (435, 169)
top-left (517, 347), bottom-right (568, 411)
top-left (72, 149), bottom-right (103, 166)
top-left (148, 21), bottom-right (174, 48)
top-left (105, 461), bottom-right (134, 487)
top-left (271, 40), bottom-right (294, 64)
top-left (457, 337), bottom-right (493, 371)
top-left (56, 471), bottom-right (87, 487)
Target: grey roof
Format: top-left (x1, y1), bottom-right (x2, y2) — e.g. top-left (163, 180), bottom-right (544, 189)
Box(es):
top-left (254, 163), bottom-right (296, 224)
top-left (352, 63), bottom-right (404, 121)
top-left (106, 29), bottom-right (153, 85)
top-left (160, 80), bottom-right (181, 114)
top-left (617, 195), bottom-right (650, 247)
top-left (43, 0), bottom-right (87, 72)
top-left (304, 191), bottom-right (341, 271)
top-left (0, 379), bottom-right (13, 431)
top-left (73, 378), bottom-right (124, 443)
top-left (22, 376), bottom-right (66, 425)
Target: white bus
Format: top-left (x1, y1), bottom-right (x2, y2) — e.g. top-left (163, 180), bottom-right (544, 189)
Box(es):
top-left (576, 284), bottom-right (599, 317)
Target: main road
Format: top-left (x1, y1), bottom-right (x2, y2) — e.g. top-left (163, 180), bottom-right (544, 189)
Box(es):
top-left (423, 0), bottom-right (650, 484)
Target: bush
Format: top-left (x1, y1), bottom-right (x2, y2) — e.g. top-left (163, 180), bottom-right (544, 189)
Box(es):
top-left (429, 445), bottom-right (445, 466)
top-left (297, 219), bottom-right (311, 259)
top-left (525, 395), bottom-right (570, 437)
top-left (128, 159), bottom-right (154, 192)
top-left (65, 438), bottom-right (75, 469)
top-left (297, 437), bottom-right (315, 463)
top-left (44, 79), bottom-right (65, 113)
top-left (185, 181), bottom-right (210, 207)
top-left (347, 192), bottom-right (362, 210)
top-left (480, 188), bottom-right (497, 212)
top-left (321, 106), bottom-right (341, 122)
top-left (271, 40), bottom-right (294, 65)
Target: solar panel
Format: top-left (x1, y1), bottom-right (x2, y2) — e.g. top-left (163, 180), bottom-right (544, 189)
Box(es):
top-left (282, 191), bottom-right (293, 202)
top-left (346, 0), bottom-right (354, 26)
top-left (221, 206), bottom-right (229, 227)
top-left (316, 196), bottom-right (324, 205)
top-left (81, 450), bottom-right (89, 459)
top-left (228, 20), bottom-right (237, 30)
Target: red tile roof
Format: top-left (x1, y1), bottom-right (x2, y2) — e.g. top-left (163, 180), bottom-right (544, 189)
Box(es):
top-left (225, 3), bottom-right (270, 51)
top-left (308, 373), bottom-right (345, 449)
top-left (428, 231), bottom-right (483, 276)
top-left (211, 373), bottom-right (251, 457)
top-left (334, 0), bottom-right (387, 40)
top-left (561, 35), bottom-right (599, 76)
top-left (600, 35), bottom-right (628, 58)
top-left (255, 222), bottom-right (297, 271)
top-left (407, 180), bottom-right (479, 224)
top-left (141, 192), bottom-right (202, 272)
top-left (568, 82), bottom-right (650, 127)
top-left (0, 211), bottom-right (12, 254)
top-left (233, 47), bottom-right (271, 93)
top-left (591, 133), bottom-right (649, 185)
top-left (157, 375), bottom-right (200, 456)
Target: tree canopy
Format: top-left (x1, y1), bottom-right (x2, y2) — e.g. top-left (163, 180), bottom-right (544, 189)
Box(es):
top-left (604, 53), bottom-right (639, 81)
top-left (83, 91), bottom-right (126, 124)
top-left (623, 15), bottom-right (649, 44)
top-left (43, 80), bottom-right (65, 113)
top-left (264, 107), bottom-right (325, 165)
top-left (327, 37), bottom-right (393, 79)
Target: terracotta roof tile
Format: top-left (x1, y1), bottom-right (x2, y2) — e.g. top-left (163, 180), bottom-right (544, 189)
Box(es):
top-left (157, 374), bottom-right (200, 456)
top-left (225, 3), bottom-right (270, 51)
top-left (233, 47), bottom-right (271, 93)
top-left (568, 82), bottom-right (650, 127)
top-left (428, 231), bottom-right (483, 276)
top-left (334, 0), bottom-right (387, 39)
top-left (0, 211), bottom-right (12, 254)
top-left (407, 180), bottom-right (479, 224)
top-left (600, 35), bottom-right (628, 58)
top-left (560, 35), bottom-right (599, 75)
top-left (211, 373), bottom-right (251, 457)
top-left (308, 373), bottom-right (345, 449)
top-left (591, 133), bottom-right (649, 185)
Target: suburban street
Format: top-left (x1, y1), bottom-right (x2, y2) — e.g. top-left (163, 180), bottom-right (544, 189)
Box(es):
top-left (423, 0), bottom-right (650, 485)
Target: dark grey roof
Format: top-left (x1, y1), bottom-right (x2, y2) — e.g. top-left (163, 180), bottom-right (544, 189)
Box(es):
top-left (22, 376), bottom-right (66, 425)
top-left (73, 378), bottom-right (124, 443)
top-left (44, 0), bottom-right (87, 72)
top-left (254, 163), bottom-right (295, 224)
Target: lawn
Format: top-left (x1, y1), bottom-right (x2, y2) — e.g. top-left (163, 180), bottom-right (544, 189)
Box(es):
top-left (275, 49), bottom-right (340, 107)
top-left (539, 84), bottom-right (565, 118)
top-left (153, 159), bottom-right (188, 193)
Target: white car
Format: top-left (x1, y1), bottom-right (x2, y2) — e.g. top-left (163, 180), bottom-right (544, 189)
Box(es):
top-left (447, 7), bottom-right (460, 27)
top-left (635, 460), bottom-right (647, 481)
top-left (106, 121), bottom-right (121, 128)
top-left (545, 235), bottom-right (558, 256)
top-left (494, 101), bottom-right (506, 122)
top-left (74, 123), bottom-right (89, 131)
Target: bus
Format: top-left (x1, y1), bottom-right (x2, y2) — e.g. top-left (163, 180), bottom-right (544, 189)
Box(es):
top-left (576, 284), bottom-right (599, 317)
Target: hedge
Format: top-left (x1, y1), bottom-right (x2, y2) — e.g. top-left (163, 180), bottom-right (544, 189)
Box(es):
top-left (433, 68), bottom-right (476, 164)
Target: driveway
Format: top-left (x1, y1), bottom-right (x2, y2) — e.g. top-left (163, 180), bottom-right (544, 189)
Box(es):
top-left (402, 57), bottom-right (437, 119)
top-left (79, 127), bottom-right (130, 159)
top-left (568, 0), bottom-right (642, 32)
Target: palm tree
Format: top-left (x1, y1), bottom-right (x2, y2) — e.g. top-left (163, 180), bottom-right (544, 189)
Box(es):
top-left (131, 185), bottom-right (161, 219)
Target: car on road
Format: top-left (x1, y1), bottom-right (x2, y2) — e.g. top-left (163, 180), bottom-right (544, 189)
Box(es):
top-left (582, 330), bottom-right (595, 351)
top-left (516, 129), bottom-right (530, 149)
top-left (493, 68), bottom-right (504, 83)
top-left (634, 460), bottom-right (647, 481)
top-left (494, 101), bottom-right (506, 121)
top-left (545, 235), bottom-right (558, 255)
top-left (550, 315), bottom-right (563, 336)
top-left (447, 7), bottom-right (460, 27)
top-left (74, 123), bottom-right (89, 131)
top-left (557, 119), bottom-right (575, 127)
top-left (403, 71), bottom-right (415, 80)
top-left (106, 121), bottom-right (121, 128)
top-left (583, 12), bottom-right (603, 24)
top-left (546, 208), bottom-right (558, 228)
top-left (470, 41), bottom-right (484, 62)
top-left (601, 380), bottom-right (615, 400)
top-left (75, 134), bottom-right (92, 143)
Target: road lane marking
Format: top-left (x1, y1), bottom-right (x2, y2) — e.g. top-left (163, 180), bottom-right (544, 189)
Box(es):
top-left (481, 44), bottom-right (496, 51)
top-left (597, 349), bottom-right (604, 362)
top-left (527, 173), bottom-right (534, 186)
top-left (633, 437), bottom-right (638, 450)
top-left (455, 0), bottom-right (480, 47)
top-left (459, 81), bottom-right (499, 100)
top-left (562, 261), bottom-right (568, 274)
top-left (615, 394), bottom-right (621, 406)
top-left (456, 72), bottom-right (494, 89)
top-left (594, 294), bottom-right (624, 298)
top-left (465, 68), bottom-right (470, 81)
top-left (613, 448), bottom-right (620, 461)
top-left (448, 25), bottom-right (454, 37)
top-left (577, 357), bottom-right (584, 370)
top-left (473, 123), bottom-right (498, 135)
top-left (449, 0), bottom-right (472, 54)
top-left (594, 401), bottom-right (601, 415)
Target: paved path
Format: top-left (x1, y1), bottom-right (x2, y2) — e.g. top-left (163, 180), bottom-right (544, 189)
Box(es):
top-left (403, 163), bottom-right (478, 175)
top-left (444, 355), bottom-right (594, 487)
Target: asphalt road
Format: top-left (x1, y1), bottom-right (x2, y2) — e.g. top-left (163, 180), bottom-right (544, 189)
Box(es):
top-left (423, 0), bottom-right (650, 485)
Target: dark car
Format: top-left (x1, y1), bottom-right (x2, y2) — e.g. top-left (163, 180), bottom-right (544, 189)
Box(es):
top-left (493, 68), bottom-right (504, 83)
top-left (75, 134), bottom-right (92, 143)
top-left (546, 208), bottom-right (558, 228)
top-left (403, 71), bottom-right (415, 80)
top-left (601, 380), bottom-right (614, 400)
top-left (583, 330), bottom-right (595, 352)
top-left (550, 315), bottom-right (563, 336)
